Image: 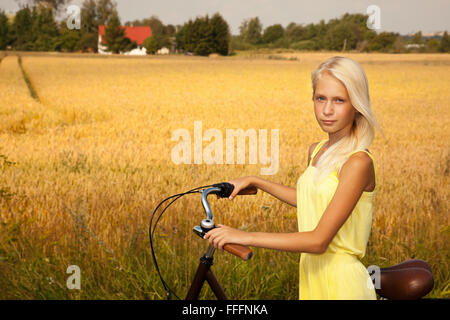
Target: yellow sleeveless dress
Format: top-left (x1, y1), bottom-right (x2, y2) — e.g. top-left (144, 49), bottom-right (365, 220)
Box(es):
top-left (296, 139), bottom-right (377, 300)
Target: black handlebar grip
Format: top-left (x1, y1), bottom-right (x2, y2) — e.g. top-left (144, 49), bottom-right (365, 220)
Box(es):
top-left (212, 182), bottom-right (257, 198)
top-left (212, 182), bottom-right (235, 198)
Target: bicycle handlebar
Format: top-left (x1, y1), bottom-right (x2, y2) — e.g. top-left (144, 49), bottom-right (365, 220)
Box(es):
top-left (196, 182), bottom-right (257, 261)
top-left (201, 183), bottom-right (258, 220)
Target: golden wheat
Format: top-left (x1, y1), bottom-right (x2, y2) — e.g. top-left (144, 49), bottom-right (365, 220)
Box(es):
top-left (0, 52), bottom-right (448, 299)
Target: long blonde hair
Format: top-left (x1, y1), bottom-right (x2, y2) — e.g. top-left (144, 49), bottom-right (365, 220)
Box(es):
top-left (310, 56), bottom-right (384, 183)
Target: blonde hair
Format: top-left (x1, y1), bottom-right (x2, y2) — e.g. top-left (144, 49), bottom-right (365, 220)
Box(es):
top-left (310, 56), bottom-right (384, 183)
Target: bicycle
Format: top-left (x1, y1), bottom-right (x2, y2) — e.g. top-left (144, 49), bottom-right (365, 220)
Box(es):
top-left (150, 182), bottom-right (434, 300)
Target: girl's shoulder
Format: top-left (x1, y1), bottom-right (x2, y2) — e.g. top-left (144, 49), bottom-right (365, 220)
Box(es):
top-left (338, 150), bottom-right (376, 192)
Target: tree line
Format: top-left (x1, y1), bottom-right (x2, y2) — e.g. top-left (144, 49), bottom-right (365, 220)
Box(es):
top-left (0, 0), bottom-right (449, 55)
top-left (235, 14), bottom-right (450, 53)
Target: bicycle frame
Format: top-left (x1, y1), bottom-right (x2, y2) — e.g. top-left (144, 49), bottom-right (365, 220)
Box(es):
top-left (185, 244), bottom-right (228, 300)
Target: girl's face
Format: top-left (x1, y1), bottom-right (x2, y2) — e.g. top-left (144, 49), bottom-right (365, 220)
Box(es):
top-left (313, 72), bottom-right (357, 137)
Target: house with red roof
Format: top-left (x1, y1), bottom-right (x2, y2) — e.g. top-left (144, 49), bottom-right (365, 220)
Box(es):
top-left (98, 25), bottom-right (152, 55)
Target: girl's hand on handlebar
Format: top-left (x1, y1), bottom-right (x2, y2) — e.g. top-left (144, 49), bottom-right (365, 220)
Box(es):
top-left (203, 224), bottom-right (251, 251)
top-left (218, 176), bottom-right (256, 200)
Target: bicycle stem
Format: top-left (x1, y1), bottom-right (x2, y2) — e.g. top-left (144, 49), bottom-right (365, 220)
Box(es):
top-left (200, 186), bottom-right (221, 221)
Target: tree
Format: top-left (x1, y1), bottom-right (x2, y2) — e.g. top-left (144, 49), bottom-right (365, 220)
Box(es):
top-left (79, 0), bottom-right (118, 52)
top-left (368, 32), bottom-right (399, 52)
top-left (238, 19), bottom-right (248, 40)
top-left (262, 24), bottom-right (284, 44)
top-left (244, 17), bottom-right (262, 45)
top-left (103, 11), bottom-right (136, 53)
top-left (210, 13), bottom-right (230, 55)
top-left (143, 36), bottom-right (158, 54)
top-left (193, 15), bottom-right (214, 56)
top-left (425, 38), bottom-right (440, 53)
top-left (164, 24), bottom-right (176, 37)
top-left (285, 23), bottom-right (305, 42)
top-left (176, 19), bottom-right (194, 52)
top-left (176, 14), bottom-right (230, 56)
top-left (302, 23), bottom-right (318, 40)
top-left (10, 3), bottom-right (60, 51)
top-left (31, 4), bottom-right (59, 51)
top-left (392, 36), bottom-right (407, 53)
top-left (80, 0), bottom-right (98, 34)
top-left (314, 19), bottom-right (328, 50)
top-left (55, 20), bottom-right (81, 52)
top-left (290, 40), bottom-right (317, 51)
top-left (97, 0), bottom-right (117, 25)
top-left (326, 20), bottom-right (358, 51)
top-left (143, 34), bottom-right (169, 54)
top-left (146, 15), bottom-right (165, 37)
top-left (175, 22), bottom-right (186, 51)
top-left (323, 14), bottom-right (367, 51)
top-left (22, 0), bottom-right (67, 12)
top-left (439, 31), bottom-right (450, 52)
top-left (77, 32), bottom-right (97, 52)
top-left (125, 15), bottom-right (167, 37)
top-left (11, 6), bottom-right (34, 50)
top-left (21, 0), bottom-right (68, 22)
top-left (0, 10), bottom-right (10, 50)
top-left (411, 31), bottom-right (424, 45)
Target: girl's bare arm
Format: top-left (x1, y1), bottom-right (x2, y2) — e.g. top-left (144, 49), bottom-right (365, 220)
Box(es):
top-left (250, 176), bottom-right (297, 207)
top-left (248, 142), bottom-right (319, 208)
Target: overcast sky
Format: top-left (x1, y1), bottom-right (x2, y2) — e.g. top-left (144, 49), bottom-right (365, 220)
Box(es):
top-left (2, 0), bottom-right (449, 35)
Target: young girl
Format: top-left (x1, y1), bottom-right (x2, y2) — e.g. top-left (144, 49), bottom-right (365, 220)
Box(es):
top-left (204, 56), bottom-right (384, 300)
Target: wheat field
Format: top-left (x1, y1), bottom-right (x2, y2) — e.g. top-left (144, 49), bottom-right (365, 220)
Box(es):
top-left (0, 51), bottom-right (448, 299)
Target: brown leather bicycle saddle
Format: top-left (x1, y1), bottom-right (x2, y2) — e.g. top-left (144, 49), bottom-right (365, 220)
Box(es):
top-left (372, 259), bottom-right (434, 300)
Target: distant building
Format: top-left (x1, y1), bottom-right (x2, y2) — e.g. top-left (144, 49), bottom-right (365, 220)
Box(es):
top-left (157, 47), bottom-right (170, 55)
top-left (98, 25), bottom-right (152, 55)
top-left (421, 31), bottom-right (446, 38)
top-left (405, 44), bottom-right (425, 49)
top-left (406, 31), bottom-right (446, 39)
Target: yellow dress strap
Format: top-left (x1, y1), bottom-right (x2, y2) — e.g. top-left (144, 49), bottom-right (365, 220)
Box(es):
top-left (309, 139), bottom-right (328, 166)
